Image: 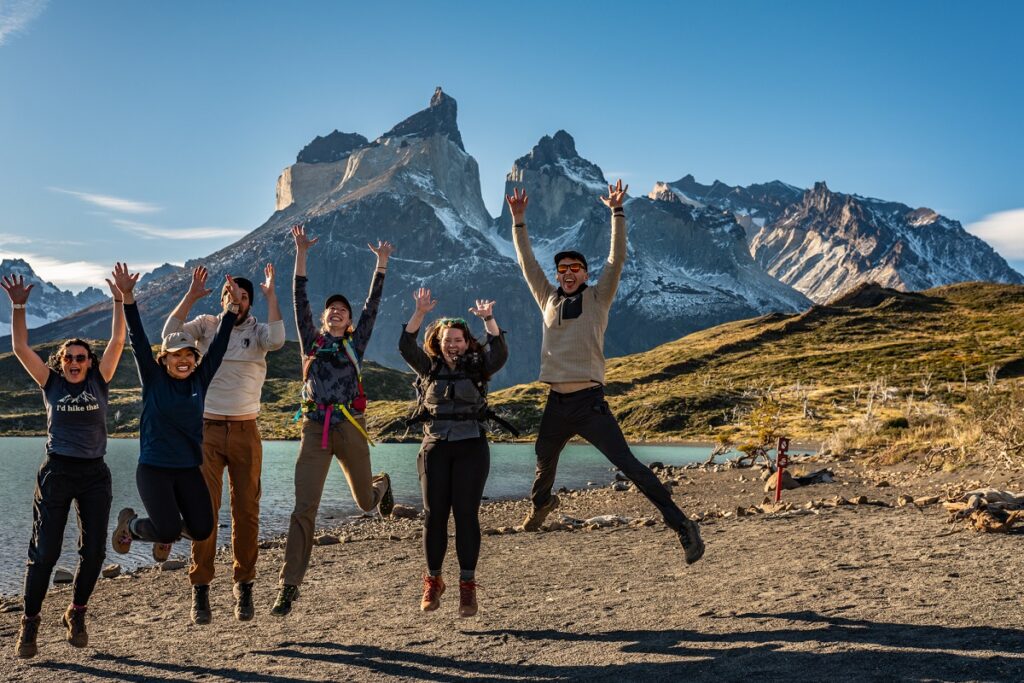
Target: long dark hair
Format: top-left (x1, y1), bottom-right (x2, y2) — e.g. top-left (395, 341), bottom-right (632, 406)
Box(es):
top-left (46, 338), bottom-right (100, 376)
top-left (423, 318), bottom-right (490, 380)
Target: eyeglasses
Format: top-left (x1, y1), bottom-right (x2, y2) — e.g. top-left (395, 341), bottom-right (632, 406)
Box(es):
top-left (62, 354), bottom-right (88, 363)
top-left (556, 263), bottom-right (585, 274)
top-left (439, 318), bottom-right (466, 327)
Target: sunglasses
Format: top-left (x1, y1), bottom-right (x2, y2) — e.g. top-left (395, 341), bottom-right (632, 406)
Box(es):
top-left (63, 354), bottom-right (88, 363)
top-left (556, 263), bottom-right (585, 274)
top-left (439, 317), bottom-right (467, 327)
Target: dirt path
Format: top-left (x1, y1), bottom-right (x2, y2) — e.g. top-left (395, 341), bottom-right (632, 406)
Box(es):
top-left (3, 459), bottom-right (1024, 682)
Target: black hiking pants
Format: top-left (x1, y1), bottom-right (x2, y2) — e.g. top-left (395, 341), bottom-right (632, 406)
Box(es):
top-left (24, 454), bottom-right (112, 616)
top-left (531, 386), bottom-right (687, 531)
top-left (133, 464), bottom-right (214, 544)
top-left (418, 435), bottom-right (490, 572)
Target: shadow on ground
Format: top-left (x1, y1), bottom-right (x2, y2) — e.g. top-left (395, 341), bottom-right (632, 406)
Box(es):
top-left (30, 611), bottom-right (1024, 682)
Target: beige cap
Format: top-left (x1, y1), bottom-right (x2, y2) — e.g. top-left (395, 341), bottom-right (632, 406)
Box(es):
top-left (161, 331), bottom-right (199, 353)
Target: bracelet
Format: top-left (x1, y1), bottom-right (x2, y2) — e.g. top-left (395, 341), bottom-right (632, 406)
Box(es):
top-left (513, 222), bottom-right (525, 228)
top-left (483, 315), bottom-right (494, 321)
top-left (12, 303), bottom-right (26, 310)
top-left (114, 299), bottom-right (123, 303)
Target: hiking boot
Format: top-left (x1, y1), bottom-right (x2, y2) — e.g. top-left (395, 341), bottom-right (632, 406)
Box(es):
top-left (112, 507), bottom-right (136, 554)
top-left (15, 615), bottom-right (40, 659)
top-left (521, 494), bottom-right (559, 532)
top-left (191, 584), bottom-right (212, 625)
top-left (458, 580), bottom-right (478, 618)
top-left (271, 584), bottom-right (299, 617)
top-left (61, 605), bottom-right (88, 647)
top-left (234, 582), bottom-right (255, 621)
top-left (678, 517), bottom-right (705, 565)
top-left (375, 472), bottom-right (395, 517)
top-left (153, 542), bottom-right (173, 562)
top-left (420, 575), bottom-right (445, 612)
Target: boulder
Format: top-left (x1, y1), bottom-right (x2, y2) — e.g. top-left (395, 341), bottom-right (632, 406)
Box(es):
top-left (315, 534), bottom-right (340, 546)
top-left (160, 560), bottom-right (186, 571)
top-left (390, 504), bottom-right (420, 519)
top-left (101, 564), bottom-right (122, 579)
top-left (763, 470), bottom-right (799, 492)
top-left (52, 569), bottom-right (73, 584)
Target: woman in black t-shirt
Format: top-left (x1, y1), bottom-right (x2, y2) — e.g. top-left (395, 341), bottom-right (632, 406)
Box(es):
top-left (2, 264), bottom-right (131, 659)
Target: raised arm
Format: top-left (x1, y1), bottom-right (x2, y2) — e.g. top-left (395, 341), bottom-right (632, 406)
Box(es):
top-left (595, 179), bottom-right (629, 304)
top-left (469, 299), bottom-right (508, 374)
top-left (291, 224), bottom-right (320, 350)
top-left (399, 287), bottom-right (435, 376)
top-left (258, 263), bottom-right (286, 350)
top-left (351, 240), bottom-right (392, 355)
top-left (98, 263), bottom-right (131, 383)
top-left (1, 274), bottom-right (48, 386)
top-left (112, 266), bottom-right (158, 381)
top-left (197, 276), bottom-right (241, 388)
top-left (162, 266), bottom-right (212, 339)
top-left (507, 188), bottom-right (555, 308)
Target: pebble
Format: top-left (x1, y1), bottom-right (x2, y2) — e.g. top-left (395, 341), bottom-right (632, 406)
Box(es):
top-left (390, 504), bottom-right (420, 519)
top-left (53, 568), bottom-right (73, 584)
top-left (315, 534), bottom-right (340, 546)
top-left (160, 560), bottom-right (185, 571)
top-left (102, 564), bottom-right (122, 579)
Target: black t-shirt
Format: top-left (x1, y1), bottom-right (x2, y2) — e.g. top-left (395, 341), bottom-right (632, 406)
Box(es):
top-left (42, 367), bottom-right (109, 459)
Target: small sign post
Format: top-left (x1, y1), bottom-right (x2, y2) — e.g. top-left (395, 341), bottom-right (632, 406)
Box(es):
top-left (774, 436), bottom-right (791, 503)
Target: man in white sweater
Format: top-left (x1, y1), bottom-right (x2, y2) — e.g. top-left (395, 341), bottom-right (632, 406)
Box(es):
top-left (162, 264), bottom-right (286, 623)
top-left (508, 180), bottom-right (704, 565)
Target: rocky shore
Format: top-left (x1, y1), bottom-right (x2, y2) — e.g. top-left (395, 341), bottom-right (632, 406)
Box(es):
top-left (3, 455), bottom-right (1024, 682)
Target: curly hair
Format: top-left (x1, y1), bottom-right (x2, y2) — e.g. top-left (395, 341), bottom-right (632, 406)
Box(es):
top-left (46, 338), bottom-right (100, 376)
top-left (423, 318), bottom-right (490, 379)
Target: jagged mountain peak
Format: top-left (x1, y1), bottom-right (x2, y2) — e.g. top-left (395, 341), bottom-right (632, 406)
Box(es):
top-left (380, 87), bottom-right (464, 151)
top-left (296, 131), bottom-right (369, 164)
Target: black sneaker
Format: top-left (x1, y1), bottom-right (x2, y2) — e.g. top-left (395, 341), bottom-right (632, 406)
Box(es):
top-left (678, 517), bottom-right (705, 565)
top-left (522, 494), bottom-right (559, 532)
top-left (375, 472), bottom-right (395, 517)
top-left (191, 584), bottom-right (212, 625)
top-left (234, 582), bottom-right (255, 621)
top-left (271, 584), bottom-right (299, 617)
top-left (61, 605), bottom-right (88, 647)
top-left (15, 615), bottom-right (40, 659)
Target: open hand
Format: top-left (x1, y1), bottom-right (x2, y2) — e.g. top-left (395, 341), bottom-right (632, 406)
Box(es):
top-left (224, 275), bottom-right (243, 305)
top-left (600, 179), bottom-right (628, 209)
top-left (468, 299), bottom-right (495, 319)
top-left (506, 188), bottom-right (529, 222)
top-left (186, 266), bottom-right (211, 301)
top-left (413, 287), bottom-right (437, 314)
top-left (369, 240), bottom-right (395, 263)
top-left (291, 224), bottom-right (318, 251)
top-left (1, 274), bottom-right (33, 304)
top-left (260, 263), bottom-right (275, 297)
top-left (110, 262), bottom-right (140, 295)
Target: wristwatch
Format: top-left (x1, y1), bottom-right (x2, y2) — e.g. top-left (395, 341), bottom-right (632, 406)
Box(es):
top-left (227, 303), bottom-right (240, 314)
top-left (12, 303), bottom-right (26, 310)
top-left (483, 315), bottom-right (494, 321)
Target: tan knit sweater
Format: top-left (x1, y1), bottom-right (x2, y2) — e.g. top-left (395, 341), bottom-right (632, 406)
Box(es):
top-left (513, 211), bottom-right (626, 385)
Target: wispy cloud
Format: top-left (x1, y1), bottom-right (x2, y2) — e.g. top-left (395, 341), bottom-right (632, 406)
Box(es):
top-left (2, 250), bottom-right (162, 292)
top-left (113, 219), bottom-right (248, 240)
top-left (0, 0), bottom-right (48, 46)
top-left (967, 209), bottom-right (1024, 259)
top-left (50, 187), bottom-right (162, 214)
top-left (0, 232), bottom-right (32, 245)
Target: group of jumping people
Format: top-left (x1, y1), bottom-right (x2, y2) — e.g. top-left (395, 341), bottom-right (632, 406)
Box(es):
top-left (3, 180), bottom-right (703, 658)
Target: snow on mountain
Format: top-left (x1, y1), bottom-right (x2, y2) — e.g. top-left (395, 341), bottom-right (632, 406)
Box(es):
top-left (0, 259), bottom-right (107, 336)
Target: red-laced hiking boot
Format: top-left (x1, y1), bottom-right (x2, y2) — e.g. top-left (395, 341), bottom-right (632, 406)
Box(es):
top-left (420, 575), bottom-right (445, 612)
top-left (458, 580), bottom-right (479, 618)
top-left (153, 542), bottom-right (173, 562)
top-left (112, 507), bottom-right (136, 554)
top-left (61, 605), bottom-right (88, 647)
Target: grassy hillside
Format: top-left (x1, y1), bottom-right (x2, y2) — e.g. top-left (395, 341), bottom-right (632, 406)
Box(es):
top-left (6, 282), bottom-right (1024, 466)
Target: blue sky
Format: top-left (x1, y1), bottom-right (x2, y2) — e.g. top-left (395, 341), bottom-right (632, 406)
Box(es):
top-left (1, 1), bottom-right (1022, 289)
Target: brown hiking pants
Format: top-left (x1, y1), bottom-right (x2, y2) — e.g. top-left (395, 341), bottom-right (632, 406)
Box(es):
top-left (188, 420), bottom-right (262, 586)
top-left (279, 417), bottom-right (386, 587)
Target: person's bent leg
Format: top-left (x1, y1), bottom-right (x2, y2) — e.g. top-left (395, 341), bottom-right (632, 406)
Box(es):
top-left (24, 457), bottom-right (74, 618)
top-left (335, 417), bottom-right (387, 512)
top-left (71, 460), bottom-right (113, 608)
top-left (176, 467), bottom-right (215, 543)
top-left (133, 464), bottom-right (185, 542)
top-left (450, 436), bottom-right (490, 577)
top-left (279, 420), bottom-right (334, 587)
top-left (189, 421), bottom-right (228, 586)
top-left (531, 392), bottom-right (574, 509)
top-left (576, 393), bottom-right (688, 531)
top-left (224, 420), bottom-right (262, 585)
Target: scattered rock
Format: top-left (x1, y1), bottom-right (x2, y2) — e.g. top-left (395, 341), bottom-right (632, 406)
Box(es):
top-left (390, 504), bottom-right (419, 519)
top-left (764, 470), bottom-right (799, 492)
top-left (611, 481), bottom-right (630, 492)
top-left (875, 481), bottom-right (891, 488)
top-left (52, 569), bottom-right (73, 584)
top-left (102, 564), bottom-right (122, 579)
top-left (160, 560), bottom-right (185, 571)
top-left (482, 527), bottom-right (500, 536)
top-left (915, 496), bottom-right (940, 507)
top-left (315, 534), bottom-right (340, 546)
top-left (648, 461), bottom-right (665, 471)
top-left (584, 515), bottom-right (626, 528)
top-left (854, 495), bottom-right (869, 505)
top-left (897, 494), bottom-right (914, 507)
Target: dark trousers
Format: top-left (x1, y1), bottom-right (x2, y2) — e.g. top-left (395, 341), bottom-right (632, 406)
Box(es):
top-left (531, 386), bottom-right (687, 531)
top-left (418, 435), bottom-right (490, 572)
top-left (133, 464), bottom-right (214, 544)
top-left (24, 454), bottom-right (112, 616)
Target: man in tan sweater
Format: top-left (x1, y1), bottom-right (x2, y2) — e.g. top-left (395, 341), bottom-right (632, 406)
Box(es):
top-left (507, 180), bottom-right (704, 564)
